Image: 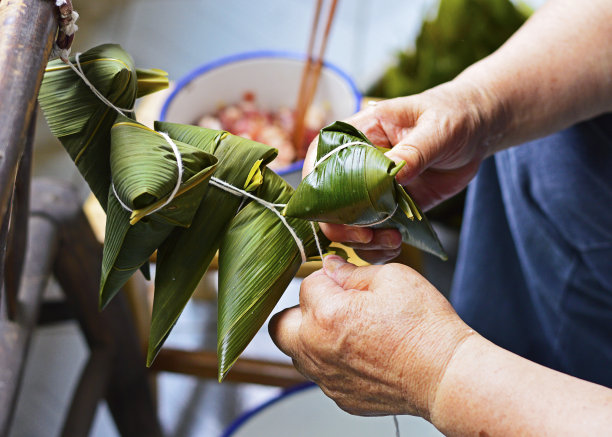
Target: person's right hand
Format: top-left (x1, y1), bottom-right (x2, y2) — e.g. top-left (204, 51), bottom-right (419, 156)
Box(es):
top-left (269, 255), bottom-right (474, 418)
top-left (303, 79), bottom-right (502, 263)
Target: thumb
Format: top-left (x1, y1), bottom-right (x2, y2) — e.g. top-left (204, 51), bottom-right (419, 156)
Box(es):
top-left (269, 306), bottom-right (302, 358)
top-left (323, 255), bottom-right (381, 291)
top-left (385, 119), bottom-right (440, 186)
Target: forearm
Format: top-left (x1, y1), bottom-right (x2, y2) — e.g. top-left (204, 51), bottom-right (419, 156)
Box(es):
top-left (430, 334), bottom-right (612, 436)
top-left (455, 0), bottom-right (612, 153)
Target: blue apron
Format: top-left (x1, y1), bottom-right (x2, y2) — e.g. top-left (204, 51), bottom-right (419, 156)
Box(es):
top-left (451, 114), bottom-right (612, 388)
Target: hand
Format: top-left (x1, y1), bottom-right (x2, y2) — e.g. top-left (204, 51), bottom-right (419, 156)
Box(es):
top-left (268, 255), bottom-right (474, 418)
top-left (303, 79), bottom-right (501, 263)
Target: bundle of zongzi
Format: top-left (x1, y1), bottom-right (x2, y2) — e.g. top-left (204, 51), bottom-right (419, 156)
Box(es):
top-left (38, 44), bottom-right (443, 384)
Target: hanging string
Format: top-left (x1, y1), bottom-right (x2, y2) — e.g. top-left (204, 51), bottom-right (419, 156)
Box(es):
top-left (310, 221), bottom-right (325, 262)
top-left (393, 415), bottom-right (400, 437)
top-left (111, 131), bottom-right (184, 217)
top-left (209, 177), bottom-right (307, 263)
top-left (64, 52), bottom-right (134, 117)
top-left (312, 140), bottom-right (397, 227)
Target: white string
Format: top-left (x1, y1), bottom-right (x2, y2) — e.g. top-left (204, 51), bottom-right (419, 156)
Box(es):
top-left (351, 204), bottom-right (398, 227)
top-left (209, 177), bottom-right (307, 263)
top-left (312, 140), bottom-right (397, 227)
top-left (393, 415), bottom-right (400, 437)
top-left (112, 182), bottom-right (132, 212)
top-left (65, 52), bottom-right (134, 117)
top-left (312, 140), bottom-right (373, 170)
top-left (310, 221), bottom-right (325, 262)
top-left (112, 132), bottom-right (184, 217)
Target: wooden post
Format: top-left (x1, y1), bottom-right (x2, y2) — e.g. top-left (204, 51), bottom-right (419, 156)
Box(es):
top-left (42, 180), bottom-right (163, 437)
top-left (0, 208), bottom-right (59, 434)
top-left (0, 0), bottom-right (56, 220)
top-left (152, 348), bottom-right (307, 388)
top-left (4, 108), bottom-right (36, 320)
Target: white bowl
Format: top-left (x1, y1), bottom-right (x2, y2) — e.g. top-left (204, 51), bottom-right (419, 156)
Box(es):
top-left (222, 384), bottom-right (444, 437)
top-left (160, 50), bottom-right (361, 186)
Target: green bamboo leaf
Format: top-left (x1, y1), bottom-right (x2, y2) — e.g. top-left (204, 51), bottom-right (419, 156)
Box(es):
top-left (38, 44), bottom-right (139, 209)
top-left (284, 121), bottom-right (447, 260)
top-left (147, 122), bottom-right (278, 365)
top-left (99, 118), bottom-right (218, 308)
top-left (217, 169), bottom-right (327, 381)
top-left (100, 192), bottom-right (172, 308)
top-left (136, 68), bottom-right (169, 99)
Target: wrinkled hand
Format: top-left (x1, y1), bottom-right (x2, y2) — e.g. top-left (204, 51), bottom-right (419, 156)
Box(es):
top-left (303, 80), bottom-right (499, 263)
top-left (268, 256), bottom-right (473, 418)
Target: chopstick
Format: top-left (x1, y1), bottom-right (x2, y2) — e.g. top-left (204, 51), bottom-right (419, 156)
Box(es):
top-left (293, 0), bottom-right (338, 158)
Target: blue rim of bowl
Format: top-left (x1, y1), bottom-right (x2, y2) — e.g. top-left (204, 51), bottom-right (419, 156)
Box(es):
top-left (220, 382), bottom-right (316, 437)
top-left (159, 50), bottom-right (362, 176)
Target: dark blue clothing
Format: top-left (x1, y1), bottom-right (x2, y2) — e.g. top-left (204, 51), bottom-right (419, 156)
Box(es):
top-left (451, 114), bottom-right (612, 388)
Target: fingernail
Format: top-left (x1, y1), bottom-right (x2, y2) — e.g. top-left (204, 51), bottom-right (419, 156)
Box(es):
top-left (347, 229), bottom-right (371, 244)
top-left (323, 255), bottom-right (346, 274)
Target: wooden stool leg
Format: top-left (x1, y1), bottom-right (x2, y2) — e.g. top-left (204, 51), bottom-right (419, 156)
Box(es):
top-left (32, 180), bottom-right (163, 437)
top-left (0, 212), bottom-right (59, 435)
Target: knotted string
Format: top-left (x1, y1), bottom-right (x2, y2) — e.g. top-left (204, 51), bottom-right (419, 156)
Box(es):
top-left (65, 52), bottom-right (134, 117)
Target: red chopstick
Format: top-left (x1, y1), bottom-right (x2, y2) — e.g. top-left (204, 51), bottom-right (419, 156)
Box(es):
top-left (293, 0), bottom-right (338, 158)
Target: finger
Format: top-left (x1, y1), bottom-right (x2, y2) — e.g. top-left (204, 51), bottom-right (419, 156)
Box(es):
top-left (342, 228), bottom-right (401, 251)
top-left (268, 306), bottom-right (302, 358)
top-left (385, 118), bottom-right (440, 186)
top-left (322, 255), bottom-right (382, 290)
top-left (403, 162), bottom-right (480, 211)
top-left (320, 222), bottom-right (373, 244)
top-left (343, 106), bottom-right (393, 148)
top-left (400, 172), bottom-right (449, 211)
top-left (298, 267), bottom-right (347, 310)
top-left (302, 136), bottom-right (319, 177)
top-left (354, 247), bottom-right (402, 265)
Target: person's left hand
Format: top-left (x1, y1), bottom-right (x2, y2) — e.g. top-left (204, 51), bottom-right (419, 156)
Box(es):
top-left (268, 255), bottom-right (473, 418)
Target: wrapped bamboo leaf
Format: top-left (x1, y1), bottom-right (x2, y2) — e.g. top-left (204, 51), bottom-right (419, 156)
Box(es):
top-left (284, 121), bottom-right (447, 260)
top-left (38, 44), bottom-right (169, 209)
top-left (135, 68), bottom-right (169, 99)
top-left (147, 122), bottom-right (278, 365)
top-left (99, 117), bottom-right (218, 308)
top-left (217, 168), bottom-right (328, 380)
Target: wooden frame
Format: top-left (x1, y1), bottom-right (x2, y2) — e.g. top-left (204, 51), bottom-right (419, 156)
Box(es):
top-left (0, 1), bottom-right (162, 435)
